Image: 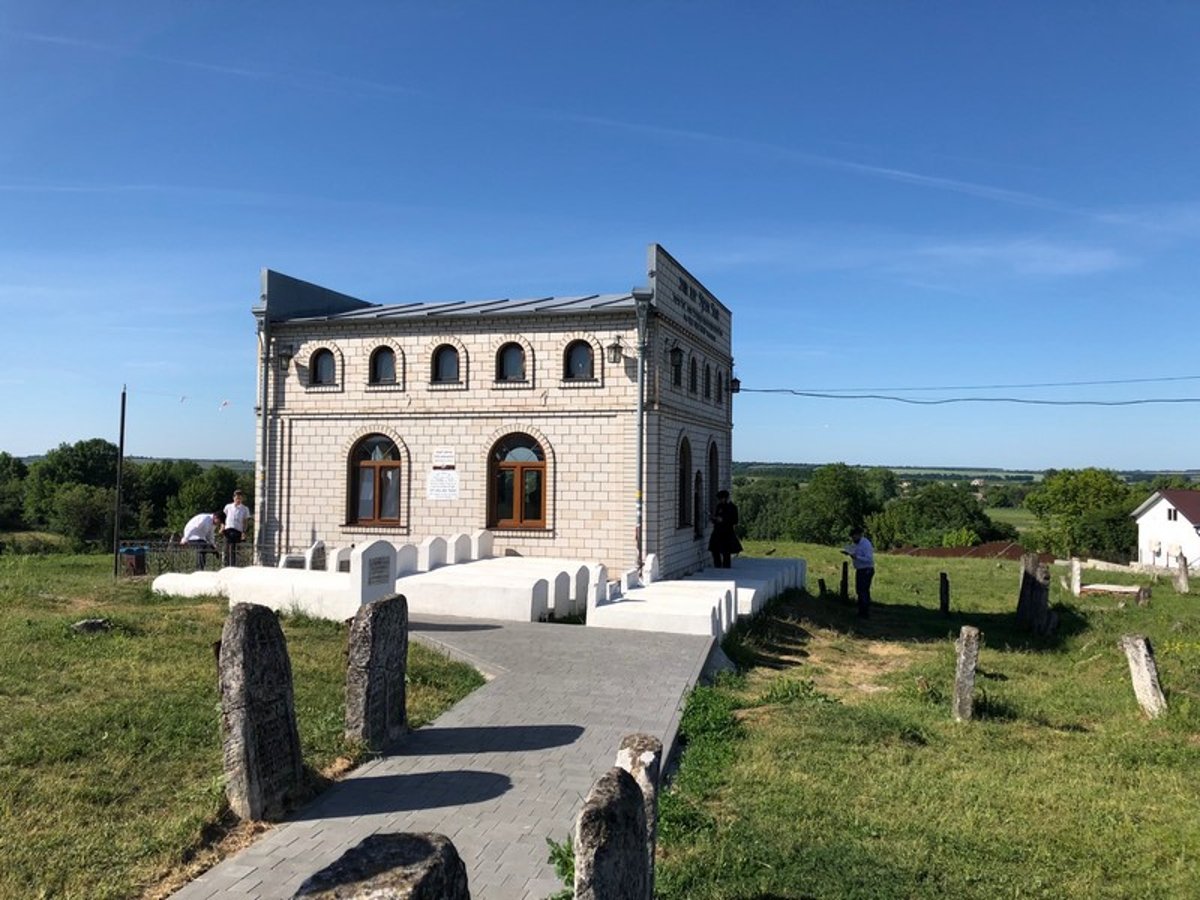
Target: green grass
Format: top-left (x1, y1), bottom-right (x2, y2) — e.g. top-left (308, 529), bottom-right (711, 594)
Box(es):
top-left (985, 505), bottom-right (1039, 534)
top-left (658, 541), bottom-right (1200, 899)
top-left (0, 554), bottom-right (483, 899)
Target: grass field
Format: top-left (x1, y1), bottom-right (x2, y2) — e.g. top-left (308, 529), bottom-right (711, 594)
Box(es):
top-left (655, 541), bottom-right (1200, 899)
top-left (985, 505), bottom-right (1039, 534)
top-left (0, 554), bottom-right (483, 900)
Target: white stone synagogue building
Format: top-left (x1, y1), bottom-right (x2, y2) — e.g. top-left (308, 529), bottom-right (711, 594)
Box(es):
top-left (252, 244), bottom-right (735, 580)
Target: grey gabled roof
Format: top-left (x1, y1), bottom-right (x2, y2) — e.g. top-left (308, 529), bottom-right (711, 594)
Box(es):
top-left (260, 269), bottom-right (638, 324)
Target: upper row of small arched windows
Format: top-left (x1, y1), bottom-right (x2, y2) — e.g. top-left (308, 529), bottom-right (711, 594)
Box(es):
top-left (307, 341), bottom-right (595, 388)
top-left (305, 340), bottom-right (728, 402)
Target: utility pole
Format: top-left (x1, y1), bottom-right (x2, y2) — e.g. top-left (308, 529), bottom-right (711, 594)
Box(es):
top-left (112, 384), bottom-right (127, 578)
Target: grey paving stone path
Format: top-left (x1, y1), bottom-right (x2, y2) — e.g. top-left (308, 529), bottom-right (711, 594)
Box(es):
top-left (171, 616), bottom-right (713, 900)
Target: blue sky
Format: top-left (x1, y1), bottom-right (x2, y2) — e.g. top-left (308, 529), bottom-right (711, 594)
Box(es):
top-left (2, 2), bottom-right (1198, 470)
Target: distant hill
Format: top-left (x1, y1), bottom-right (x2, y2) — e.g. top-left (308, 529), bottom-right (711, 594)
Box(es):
top-left (731, 461), bottom-right (1199, 485)
top-left (19, 454), bottom-right (255, 474)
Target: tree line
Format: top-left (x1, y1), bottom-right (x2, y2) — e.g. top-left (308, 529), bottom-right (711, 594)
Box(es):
top-left (0, 439), bottom-right (253, 551)
top-left (732, 463), bottom-right (1197, 562)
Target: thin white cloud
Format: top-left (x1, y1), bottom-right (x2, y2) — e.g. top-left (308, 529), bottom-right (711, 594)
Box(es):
top-left (910, 238), bottom-right (1129, 276)
top-left (1, 28), bottom-right (418, 97)
top-left (548, 112), bottom-right (1081, 215)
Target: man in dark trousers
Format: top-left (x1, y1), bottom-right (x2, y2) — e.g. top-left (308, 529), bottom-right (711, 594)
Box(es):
top-left (708, 489), bottom-right (743, 568)
top-left (842, 526), bottom-right (875, 618)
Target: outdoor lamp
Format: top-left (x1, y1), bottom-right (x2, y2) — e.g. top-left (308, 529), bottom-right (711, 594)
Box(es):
top-left (607, 336), bottom-right (625, 364)
top-left (276, 344), bottom-right (295, 371)
top-left (730, 376), bottom-right (741, 393)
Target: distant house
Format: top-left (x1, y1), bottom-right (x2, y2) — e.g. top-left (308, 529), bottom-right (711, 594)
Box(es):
top-left (1131, 489), bottom-right (1200, 571)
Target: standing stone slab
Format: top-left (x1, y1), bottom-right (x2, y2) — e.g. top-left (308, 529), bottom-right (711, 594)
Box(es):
top-left (418, 536), bottom-right (447, 572)
top-left (395, 543), bottom-right (419, 576)
top-left (574, 767), bottom-right (648, 900)
top-left (1175, 556), bottom-right (1190, 595)
top-left (939, 572), bottom-right (951, 616)
top-left (615, 733), bottom-right (663, 900)
top-left (346, 594), bottom-right (409, 751)
top-left (219, 603), bottom-right (304, 821)
top-left (351, 540), bottom-right (398, 607)
top-left (953, 626), bottom-right (982, 722)
top-left (292, 832), bottom-right (469, 899)
top-left (469, 529), bottom-right (494, 560)
top-left (1016, 553), bottom-right (1058, 636)
top-left (1119, 634), bottom-right (1168, 719)
top-left (1069, 558), bottom-right (1083, 597)
top-left (839, 561), bottom-right (849, 602)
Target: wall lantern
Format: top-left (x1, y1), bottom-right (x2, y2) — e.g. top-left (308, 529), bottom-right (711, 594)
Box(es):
top-left (668, 346), bottom-right (684, 368)
top-left (276, 344), bottom-right (295, 371)
top-left (607, 336), bottom-right (625, 364)
top-left (730, 376), bottom-right (741, 393)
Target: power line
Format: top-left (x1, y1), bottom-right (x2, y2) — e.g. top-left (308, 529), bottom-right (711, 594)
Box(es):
top-left (742, 388), bottom-right (1200, 407)
top-left (782, 374), bottom-right (1200, 393)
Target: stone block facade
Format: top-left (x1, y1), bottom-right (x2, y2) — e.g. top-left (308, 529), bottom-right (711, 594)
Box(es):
top-left (253, 244), bottom-right (734, 580)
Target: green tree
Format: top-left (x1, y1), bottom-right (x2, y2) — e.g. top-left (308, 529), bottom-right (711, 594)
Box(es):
top-left (23, 439), bottom-right (119, 527)
top-left (46, 483), bottom-right (114, 547)
top-left (126, 459), bottom-right (203, 529)
top-left (864, 467), bottom-right (899, 507)
top-left (0, 452), bottom-right (27, 529)
top-left (793, 463), bottom-right (878, 544)
top-left (1025, 468), bottom-right (1135, 558)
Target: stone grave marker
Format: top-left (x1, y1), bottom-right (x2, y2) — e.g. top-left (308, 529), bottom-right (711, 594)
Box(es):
top-left (574, 767), bottom-right (648, 900)
top-left (1119, 634), bottom-right (1168, 719)
top-left (292, 832), bottom-right (469, 899)
top-left (219, 602), bottom-right (304, 821)
top-left (346, 593), bottom-right (409, 751)
top-left (1175, 556), bottom-right (1189, 595)
top-left (351, 540), bottom-right (398, 607)
top-left (953, 625), bottom-right (981, 722)
top-left (615, 733), bottom-right (663, 900)
top-left (1016, 553), bottom-right (1058, 636)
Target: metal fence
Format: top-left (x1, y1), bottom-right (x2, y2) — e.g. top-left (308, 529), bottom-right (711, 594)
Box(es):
top-left (117, 539), bottom-right (255, 576)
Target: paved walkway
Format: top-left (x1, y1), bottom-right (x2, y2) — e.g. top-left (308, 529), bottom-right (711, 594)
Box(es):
top-left (171, 616), bottom-right (713, 899)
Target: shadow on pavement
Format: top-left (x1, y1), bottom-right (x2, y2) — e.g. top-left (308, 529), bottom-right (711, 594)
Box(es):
top-left (293, 769), bottom-right (513, 819)
top-left (395, 724), bottom-right (584, 755)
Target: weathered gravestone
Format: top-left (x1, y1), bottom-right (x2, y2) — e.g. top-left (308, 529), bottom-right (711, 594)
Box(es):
top-left (1118, 634), bottom-right (1168, 719)
top-left (817, 577), bottom-right (827, 598)
top-left (939, 572), bottom-right (951, 617)
top-left (615, 733), bottom-right (663, 900)
top-left (953, 626), bottom-right (981, 722)
top-left (346, 593), bottom-right (409, 751)
top-left (351, 540), bottom-right (399, 607)
top-left (1015, 553), bottom-right (1058, 636)
top-left (1175, 556), bottom-right (1190, 595)
top-left (574, 767), bottom-right (648, 900)
top-left (292, 832), bottom-right (469, 899)
top-left (219, 602), bottom-right (304, 821)
top-left (840, 562), bottom-right (849, 602)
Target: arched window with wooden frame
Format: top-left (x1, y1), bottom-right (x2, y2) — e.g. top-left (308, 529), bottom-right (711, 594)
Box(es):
top-left (350, 434), bottom-right (402, 526)
top-left (310, 348), bottom-right (336, 385)
top-left (369, 346), bottom-right (396, 385)
top-left (488, 433), bottom-right (546, 528)
top-left (431, 344), bottom-right (460, 383)
top-left (677, 437), bottom-right (692, 528)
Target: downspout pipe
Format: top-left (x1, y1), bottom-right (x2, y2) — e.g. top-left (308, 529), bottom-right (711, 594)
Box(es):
top-left (632, 287), bottom-right (654, 579)
top-left (254, 289), bottom-right (271, 566)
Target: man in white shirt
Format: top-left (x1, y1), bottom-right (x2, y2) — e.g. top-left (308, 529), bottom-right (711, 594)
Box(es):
top-left (842, 526), bottom-right (875, 619)
top-left (222, 490), bottom-right (251, 567)
top-left (181, 510), bottom-right (225, 570)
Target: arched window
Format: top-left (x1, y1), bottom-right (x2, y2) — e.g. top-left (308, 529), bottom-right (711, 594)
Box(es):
top-left (677, 438), bottom-right (692, 528)
top-left (369, 347), bottom-right (396, 384)
top-left (432, 345), bottom-right (460, 383)
top-left (693, 471), bottom-right (704, 539)
top-left (670, 347), bottom-right (683, 387)
top-left (689, 358), bottom-right (698, 393)
top-left (564, 341), bottom-right (594, 380)
top-left (708, 443), bottom-right (719, 516)
top-left (350, 435), bottom-right (402, 525)
top-left (496, 342), bottom-right (526, 382)
top-left (489, 433), bottom-right (546, 528)
top-left (704, 364), bottom-right (712, 399)
top-left (716, 372), bottom-right (724, 403)
top-left (311, 348), bottom-right (336, 385)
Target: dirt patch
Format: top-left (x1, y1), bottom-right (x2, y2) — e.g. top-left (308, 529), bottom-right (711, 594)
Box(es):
top-left (893, 542), bottom-right (1053, 563)
top-left (806, 640), bottom-right (915, 700)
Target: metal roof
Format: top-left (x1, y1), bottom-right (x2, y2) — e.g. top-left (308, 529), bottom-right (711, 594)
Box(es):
top-left (1132, 489), bottom-right (1200, 524)
top-left (284, 292), bottom-right (638, 324)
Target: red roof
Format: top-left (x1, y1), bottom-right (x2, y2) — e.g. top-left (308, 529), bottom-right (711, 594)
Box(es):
top-left (1157, 489), bottom-right (1200, 525)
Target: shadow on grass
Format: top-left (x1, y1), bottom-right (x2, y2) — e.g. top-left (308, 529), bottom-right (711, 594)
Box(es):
top-left (726, 588), bottom-right (1087, 669)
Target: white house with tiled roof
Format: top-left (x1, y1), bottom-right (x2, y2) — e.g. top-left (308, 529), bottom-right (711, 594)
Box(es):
top-left (250, 244), bottom-right (735, 581)
top-left (1131, 489), bottom-right (1200, 571)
